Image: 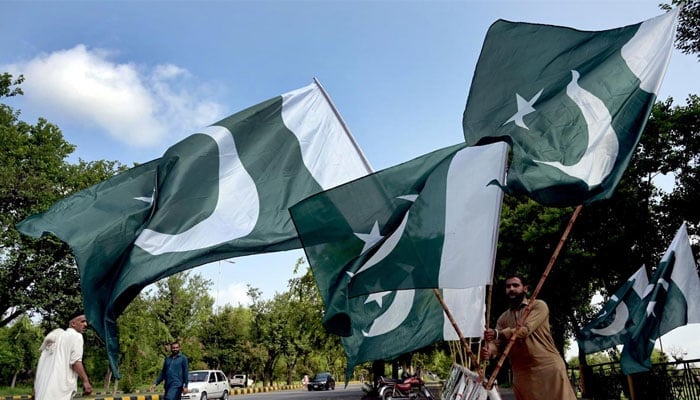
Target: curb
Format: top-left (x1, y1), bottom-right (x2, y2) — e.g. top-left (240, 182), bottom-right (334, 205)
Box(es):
top-left (3, 384), bottom-right (308, 399)
top-left (231, 384), bottom-right (302, 395)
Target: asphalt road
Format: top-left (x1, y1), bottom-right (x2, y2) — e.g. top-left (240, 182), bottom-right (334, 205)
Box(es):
top-left (222, 383), bottom-right (516, 399)
top-left (228, 382), bottom-right (366, 399)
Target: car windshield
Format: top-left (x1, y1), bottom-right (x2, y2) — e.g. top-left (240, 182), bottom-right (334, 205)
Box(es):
top-left (189, 372), bottom-right (208, 382)
top-left (314, 373), bottom-right (329, 380)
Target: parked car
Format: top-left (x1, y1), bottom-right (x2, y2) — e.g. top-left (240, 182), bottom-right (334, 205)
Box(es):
top-left (308, 372), bottom-right (336, 391)
top-left (182, 370), bottom-right (230, 400)
top-left (230, 373), bottom-right (254, 388)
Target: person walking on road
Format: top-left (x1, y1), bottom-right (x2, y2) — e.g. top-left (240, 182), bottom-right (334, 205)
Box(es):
top-left (481, 274), bottom-right (576, 400)
top-left (34, 311), bottom-right (93, 400)
top-left (150, 341), bottom-right (189, 400)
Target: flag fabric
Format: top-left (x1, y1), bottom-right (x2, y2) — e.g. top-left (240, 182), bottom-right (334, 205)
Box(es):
top-left (16, 81), bottom-right (372, 377)
top-left (462, 9), bottom-right (678, 206)
top-left (290, 141), bottom-right (508, 335)
top-left (620, 223), bottom-right (700, 374)
top-left (577, 266), bottom-right (649, 354)
top-left (341, 287), bottom-right (485, 381)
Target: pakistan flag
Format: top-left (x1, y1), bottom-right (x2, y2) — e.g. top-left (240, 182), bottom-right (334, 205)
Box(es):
top-left (17, 81), bottom-right (372, 377)
top-left (342, 287), bottom-right (485, 381)
top-left (290, 141), bottom-right (507, 336)
top-left (577, 266), bottom-right (649, 354)
top-left (621, 223), bottom-right (700, 375)
top-left (463, 9), bottom-right (678, 206)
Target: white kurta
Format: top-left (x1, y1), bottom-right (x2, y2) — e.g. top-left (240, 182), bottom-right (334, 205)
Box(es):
top-left (34, 328), bottom-right (84, 400)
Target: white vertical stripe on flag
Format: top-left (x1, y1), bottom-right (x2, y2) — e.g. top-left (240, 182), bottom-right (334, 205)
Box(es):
top-left (667, 223), bottom-right (700, 323)
top-left (439, 142), bottom-right (508, 288)
top-left (282, 83), bottom-right (372, 189)
top-left (443, 287), bottom-right (486, 339)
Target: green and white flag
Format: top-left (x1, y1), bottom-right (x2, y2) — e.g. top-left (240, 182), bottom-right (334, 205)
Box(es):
top-left (463, 9), bottom-right (678, 206)
top-left (621, 223), bottom-right (700, 374)
top-left (290, 142), bottom-right (507, 335)
top-left (577, 266), bottom-right (649, 354)
top-left (341, 287), bottom-right (485, 381)
top-left (16, 81), bottom-right (372, 377)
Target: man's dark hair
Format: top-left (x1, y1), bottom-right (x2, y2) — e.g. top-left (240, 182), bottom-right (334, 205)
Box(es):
top-left (505, 273), bottom-right (528, 287)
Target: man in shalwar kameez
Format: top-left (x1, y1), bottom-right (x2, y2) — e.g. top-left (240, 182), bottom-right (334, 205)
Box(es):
top-left (34, 311), bottom-right (93, 400)
top-left (482, 274), bottom-right (577, 400)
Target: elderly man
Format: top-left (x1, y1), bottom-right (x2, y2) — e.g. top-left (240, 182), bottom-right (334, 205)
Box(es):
top-left (34, 311), bottom-right (93, 400)
top-left (482, 274), bottom-right (576, 400)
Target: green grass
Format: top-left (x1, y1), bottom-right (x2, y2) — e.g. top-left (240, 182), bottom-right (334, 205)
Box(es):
top-left (0, 385), bottom-right (33, 397)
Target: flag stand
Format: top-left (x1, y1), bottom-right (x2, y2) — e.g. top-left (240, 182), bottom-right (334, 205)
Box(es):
top-left (485, 204), bottom-right (583, 390)
top-left (432, 288), bottom-right (486, 381)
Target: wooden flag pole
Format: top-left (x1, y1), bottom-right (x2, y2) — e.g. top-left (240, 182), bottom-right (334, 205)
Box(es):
top-left (432, 288), bottom-right (486, 381)
top-left (485, 204), bottom-right (583, 390)
top-left (480, 284), bottom-right (494, 368)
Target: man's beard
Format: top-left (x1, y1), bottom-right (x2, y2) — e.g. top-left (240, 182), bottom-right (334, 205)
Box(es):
top-left (508, 292), bottom-right (526, 309)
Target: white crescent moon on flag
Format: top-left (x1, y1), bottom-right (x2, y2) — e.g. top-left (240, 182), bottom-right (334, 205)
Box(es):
top-left (535, 70), bottom-right (619, 188)
top-left (590, 302), bottom-right (629, 336)
top-left (352, 211), bottom-right (411, 278)
top-left (135, 125), bottom-right (259, 255)
top-left (362, 290), bottom-right (415, 337)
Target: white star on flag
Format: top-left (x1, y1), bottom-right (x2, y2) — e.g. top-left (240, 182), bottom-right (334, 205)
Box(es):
top-left (354, 221), bottom-right (384, 254)
top-left (364, 291), bottom-right (390, 307)
top-left (503, 89), bottom-right (543, 130)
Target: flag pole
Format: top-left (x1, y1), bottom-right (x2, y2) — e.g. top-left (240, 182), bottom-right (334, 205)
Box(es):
top-left (432, 288), bottom-right (486, 381)
top-left (480, 284), bottom-right (494, 368)
top-left (312, 77), bottom-right (373, 173)
top-left (485, 204), bottom-right (583, 390)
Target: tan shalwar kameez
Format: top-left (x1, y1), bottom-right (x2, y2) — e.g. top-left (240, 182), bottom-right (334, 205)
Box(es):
top-left (495, 298), bottom-right (577, 400)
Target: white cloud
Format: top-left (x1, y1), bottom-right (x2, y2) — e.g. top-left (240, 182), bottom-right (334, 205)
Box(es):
top-left (214, 282), bottom-right (252, 309)
top-left (2, 44), bottom-right (224, 148)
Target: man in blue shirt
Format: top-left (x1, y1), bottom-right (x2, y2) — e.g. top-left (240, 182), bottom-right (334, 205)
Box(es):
top-left (150, 342), bottom-right (189, 400)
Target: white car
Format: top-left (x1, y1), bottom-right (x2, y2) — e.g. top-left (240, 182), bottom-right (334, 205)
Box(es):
top-left (182, 370), bottom-right (230, 400)
top-left (230, 373), bottom-right (254, 388)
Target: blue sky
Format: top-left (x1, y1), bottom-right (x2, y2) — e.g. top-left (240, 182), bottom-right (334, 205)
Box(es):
top-left (2, 1), bottom-right (698, 360)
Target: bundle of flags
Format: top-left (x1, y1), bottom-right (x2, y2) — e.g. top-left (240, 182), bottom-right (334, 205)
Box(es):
top-left (16, 7), bottom-right (680, 377)
top-left (578, 223), bottom-right (700, 375)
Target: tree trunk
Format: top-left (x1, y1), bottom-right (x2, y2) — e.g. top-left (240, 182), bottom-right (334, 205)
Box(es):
top-left (11, 370), bottom-right (18, 388)
top-left (104, 369), bottom-right (112, 391)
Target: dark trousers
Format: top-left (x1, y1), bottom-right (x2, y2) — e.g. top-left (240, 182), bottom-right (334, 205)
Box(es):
top-left (164, 384), bottom-right (183, 400)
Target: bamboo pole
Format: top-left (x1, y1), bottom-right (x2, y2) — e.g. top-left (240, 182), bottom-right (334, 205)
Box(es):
top-left (432, 289), bottom-right (486, 381)
top-left (485, 204), bottom-right (583, 390)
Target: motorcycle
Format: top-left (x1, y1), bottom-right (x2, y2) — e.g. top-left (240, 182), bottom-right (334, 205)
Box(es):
top-left (378, 374), bottom-right (433, 399)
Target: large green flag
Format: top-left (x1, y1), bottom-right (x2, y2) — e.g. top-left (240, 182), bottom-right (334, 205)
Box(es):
top-left (290, 142), bottom-right (507, 335)
top-left (620, 223), bottom-right (700, 375)
top-left (577, 266), bottom-right (648, 354)
top-left (463, 9), bottom-right (678, 206)
top-left (341, 287), bottom-right (485, 382)
top-left (16, 81), bottom-right (372, 377)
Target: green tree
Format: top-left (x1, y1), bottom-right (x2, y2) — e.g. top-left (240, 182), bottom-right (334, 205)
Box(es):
top-left (147, 271), bottom-right (214, 367)
top-left (247, 286), bottom-right (284, 386)
top-left (0, 315), bottom-right (43, 387)
top-left (664, 0), bottom-right (700, 59)
top-left (0, 72), bottom-right (124, 328)
top-left (115, 294), bottom-right (170, 392)
top-left (200, 304), bottom-right (254, 375)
